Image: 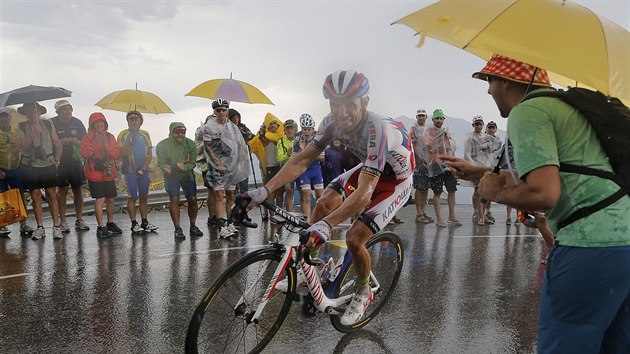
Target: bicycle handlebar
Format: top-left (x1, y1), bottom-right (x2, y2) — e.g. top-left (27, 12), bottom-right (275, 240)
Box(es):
top-left (233, 194), bottom-right (323, 266)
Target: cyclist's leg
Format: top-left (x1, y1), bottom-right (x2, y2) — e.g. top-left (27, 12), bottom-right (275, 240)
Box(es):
top-left (311, 163), bottom-right (362, 222)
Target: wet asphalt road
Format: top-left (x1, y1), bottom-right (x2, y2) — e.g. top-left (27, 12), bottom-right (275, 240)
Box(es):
top-left (0, 204), bottom-right (545, 353)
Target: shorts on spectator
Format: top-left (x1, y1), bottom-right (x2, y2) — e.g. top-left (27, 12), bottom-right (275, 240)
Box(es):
top-left (165, 173), bottom-right (197, 198)
top-left (429, 170), bottom-right (458, 195)
top-left (413, 166), bottom-right (430, 190)
top-left (299, 167), bottom-right (324, 190)
top-left (88, 180), bottom-right (117, 199)
top-left (125, 172), bottom-right (151, 198)
top-left (0, 167), bottom-right (25, 192)
top-left (57, 160), bottom-right (84, 188)
top-left (23, 165), bottom-right (60, 190)
top-left (265, 166), bottom-right (281, 183)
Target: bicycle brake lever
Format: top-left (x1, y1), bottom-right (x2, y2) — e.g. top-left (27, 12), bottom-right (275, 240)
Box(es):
top-left (298, 230), bottom-right (325, 266)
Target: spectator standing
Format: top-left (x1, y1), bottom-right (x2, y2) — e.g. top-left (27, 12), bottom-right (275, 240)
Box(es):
top-left (202, 99), bottom-right (251, 238)
top-left (464, 115), bottom-right (496, 225)
top-left (294, 114), bottom-right (325, 222)
top-left (277, 119), bottom-right (298, 212)
top-left (15, 102), bottom-right (63, 240)
top-left (156, 122), bottom-right (203, 239)
top-left (228, 108), bottom-right (255, 195)
top-left (195, 110), bottom-right (217, 227)
top-left (486, 121), bottom-right (520, 225)
top-left (79, 113), bottom-right (121, 238)
top-left (117, 110), bottom-right (158, 234)
top-left (0, 107), bottom-right (33, 237)
top-left (423, 108), bottom-right (460, 227)
top-left (248, 114), bottom-right (285, 220)
top-left (50, 99), bottom-right (90, 232)
top-left (410, 108), bottom-right (434, 224)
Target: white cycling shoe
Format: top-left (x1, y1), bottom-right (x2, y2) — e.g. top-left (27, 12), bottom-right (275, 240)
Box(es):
top-left (340, 290), bottom-right (373, 326)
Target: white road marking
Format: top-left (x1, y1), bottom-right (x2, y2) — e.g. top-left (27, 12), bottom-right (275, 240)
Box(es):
top-left (0, 272), bottom-right (32, 280)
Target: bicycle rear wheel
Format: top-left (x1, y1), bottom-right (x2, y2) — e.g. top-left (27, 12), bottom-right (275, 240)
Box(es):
top-left (330, 231), bottom-right (404, 332)
top-left (185, 248), bottom-right (296, 353)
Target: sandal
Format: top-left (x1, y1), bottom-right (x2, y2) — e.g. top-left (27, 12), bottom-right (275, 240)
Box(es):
top-left (448, 219), bottom-right (463, 226)
top-left (436, 220), bottom-right (447, 228)
top-left (477, 218), bottom-right (486, 226)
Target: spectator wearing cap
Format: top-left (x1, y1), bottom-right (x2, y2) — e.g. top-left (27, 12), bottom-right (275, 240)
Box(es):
top-left (464, 115), bottom-right (496, 225)
top-left (50, 99), bottom-right (89, 232)
top-left (423, 108), bottom-right (460, 227)
top-left (485, 121), bottom-right (519, 226)
top-left (202, 99), bottom-right (252, 238)
top-left (117, 110), bottom-right (158, 233)
top-left (228, 108), bottom-right (255, 195)
top-left (277, 119), bottom-right (298, 212)
top-left (0, 107), bottom-right (34, 237)
top-left (15, 102), bottom-right (64, 240)
top-left (410, 108), bottom-right (434, 224)
top-left (156, 122), bottom-right (203, 239)
top-left (444, 54), bottom-right (630, 352)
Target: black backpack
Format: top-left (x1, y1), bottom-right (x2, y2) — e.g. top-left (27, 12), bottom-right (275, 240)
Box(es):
top-left (523, 87), bottom-right (630, 230)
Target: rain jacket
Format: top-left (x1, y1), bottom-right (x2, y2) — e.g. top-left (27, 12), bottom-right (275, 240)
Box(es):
top-left (248, 113), bottom-right (284, 176)
top-left (464, 131), bottom-right (495, 168)
top-left (276, 135), bottom-right (296, 165)
top-left (156, 122), bottom-right (196, 176)
top-left (80, 112), bottom-right (120, 182)
top-left (423, 125), bottom-right (456, 177)
top-left (202, 118), bottom-right (251, 187)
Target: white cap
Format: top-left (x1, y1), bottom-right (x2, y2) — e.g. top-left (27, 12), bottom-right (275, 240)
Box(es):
top-left (416, 109), bottom-right (427, 116)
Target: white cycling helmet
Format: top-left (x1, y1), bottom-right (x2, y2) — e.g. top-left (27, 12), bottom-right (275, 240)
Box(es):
top-left (299, 114), bottom-right (315, 128)
top-left (212, 99), bottom-right (230, 109)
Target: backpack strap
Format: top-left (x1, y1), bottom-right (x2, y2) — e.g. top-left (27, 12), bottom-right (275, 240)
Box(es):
top-left (558, 188), bottom-right (627, 230)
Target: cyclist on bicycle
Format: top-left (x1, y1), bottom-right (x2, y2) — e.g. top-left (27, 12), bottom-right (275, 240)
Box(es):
top-left (243, 70), bottom-right (414, 325)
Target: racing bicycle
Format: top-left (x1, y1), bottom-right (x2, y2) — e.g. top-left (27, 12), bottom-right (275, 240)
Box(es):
top-left (185, 197), bottom-right (404, 353)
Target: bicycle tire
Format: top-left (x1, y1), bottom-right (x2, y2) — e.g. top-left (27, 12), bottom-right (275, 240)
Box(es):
top-left (185, 247), bottom-right (296, 354)
top-left (329, 231), bottom-right (404, 333)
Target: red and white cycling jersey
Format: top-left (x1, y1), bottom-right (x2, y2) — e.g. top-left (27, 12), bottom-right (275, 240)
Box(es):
top-left (312, 111), bottom-right (414, 232)
top-left (312, 111), bottom-right (414, 180)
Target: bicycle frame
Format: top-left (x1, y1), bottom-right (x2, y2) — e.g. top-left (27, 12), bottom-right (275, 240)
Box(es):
top-left (236, 200), bottom-right (381, 323)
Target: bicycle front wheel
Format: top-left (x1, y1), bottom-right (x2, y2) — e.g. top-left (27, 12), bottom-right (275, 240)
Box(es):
top-left (185, 248), bottom-right (296, 353)
top-left (330, 231), bottom-right (404, 332)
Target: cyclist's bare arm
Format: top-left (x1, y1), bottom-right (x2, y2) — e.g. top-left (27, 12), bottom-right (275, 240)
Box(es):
top-left (265, 144), bottom-right (321, 193)
top-left (320, 171), bottom-right (379, 227)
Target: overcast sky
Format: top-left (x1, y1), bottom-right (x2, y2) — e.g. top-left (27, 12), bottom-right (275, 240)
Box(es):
top-left (1, 0), bottom-right (628, 140)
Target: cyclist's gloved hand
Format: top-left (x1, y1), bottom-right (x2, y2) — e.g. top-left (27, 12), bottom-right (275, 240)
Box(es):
top-left (243, 186), bottom-right (269, 207)
top-left (305, 220), bottom-right (331, 248)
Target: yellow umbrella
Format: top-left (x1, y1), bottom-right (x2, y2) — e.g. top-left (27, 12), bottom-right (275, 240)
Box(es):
top-left (186, 74), bottom-right (274, 105)
top-left (95, 88), bottom-right (174, 114)
top-left (393, 0), bottom-right (630, 102)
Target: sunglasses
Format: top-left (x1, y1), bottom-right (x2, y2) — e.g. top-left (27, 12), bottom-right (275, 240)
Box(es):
top-left (214, 108), bottom-right (227, 112)
top-left (473, 122), bottom-right (484, 126)
top-left (174, 129), bottom-right (187, 134)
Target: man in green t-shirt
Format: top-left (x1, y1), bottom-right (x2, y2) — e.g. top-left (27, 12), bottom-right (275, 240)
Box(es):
top-left (444, 54), bottom-right (630, 353)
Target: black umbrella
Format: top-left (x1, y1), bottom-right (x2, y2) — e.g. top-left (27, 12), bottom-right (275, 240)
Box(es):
top-left (0, 85), bottom-right (72, 106)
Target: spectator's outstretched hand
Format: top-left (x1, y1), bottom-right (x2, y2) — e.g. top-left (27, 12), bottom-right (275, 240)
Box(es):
top-left (441, 156), bottom-right (486, 180)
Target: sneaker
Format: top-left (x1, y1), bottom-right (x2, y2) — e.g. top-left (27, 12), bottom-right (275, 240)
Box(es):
top-left (141, 222), bottom-right (159, 232)
top-left (485, 212), bottom-right (496, 223)
top-left (131, 222), bottom-right (144, 233)
top-left (340, 290), bottom-right (373, 326)
top-left (0, 227), bottom-right (10, 237)
top-left (107, 222), bottom-right (123, 234)
top-left (31, 227), bottom-right (45, 240)
top-left (485, 217), bottom-right (495, 225)
top-left (174, 226), bottom-right (186, 239)
top-left (96, 226), bottom-right (110, 238)
top-left (472, 212), bottom-right (480, 223)
top-left (514, 219), bottom-right (521, 226)
top-left (505, 218), bottom-right (512, 225)
top-left (59, 221), bottom-right (71, 233)
top-left (53, 226), bottom-right (63, 240)
top-left (219, 224), bottom-right (239, 238)
top-left (20, 223), bottom-right (34, 235)
top-left (232, 218), bottom-right (258, 228)
top-left (207, 216), bottom-right (218, 227)
top-left (75, 219), bottom-right (90, 231)
top-left (189, 225), bottom-right (203, 237)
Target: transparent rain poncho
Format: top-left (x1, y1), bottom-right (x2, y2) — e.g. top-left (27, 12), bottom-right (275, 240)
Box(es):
top-left (202, 118), bottom-right (251, 187)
